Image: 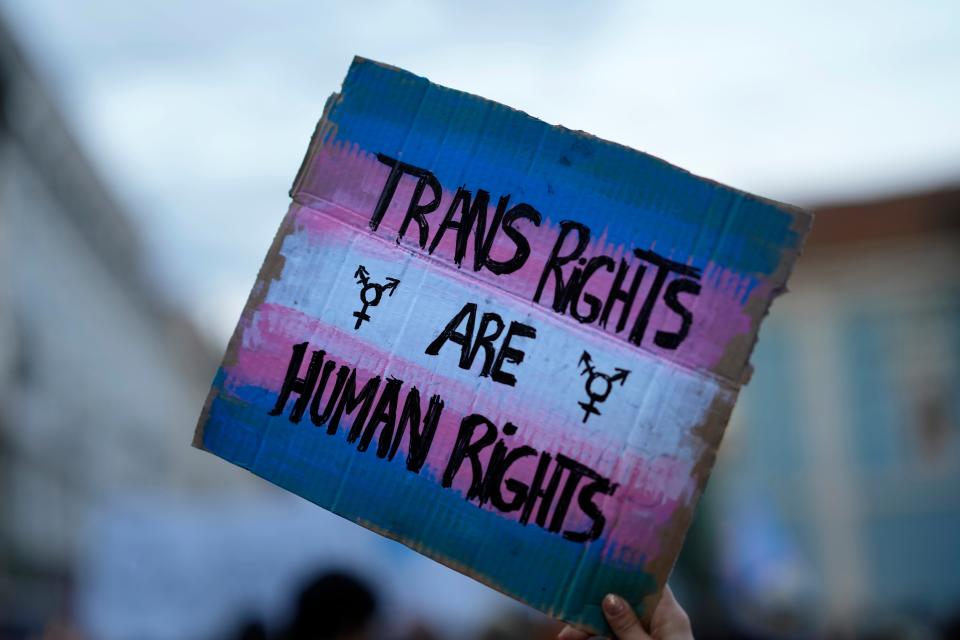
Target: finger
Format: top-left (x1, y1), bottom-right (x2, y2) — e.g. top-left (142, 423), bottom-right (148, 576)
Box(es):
top-left (602, 594), bottom-right (651, 640)
top-left (650, 586), bottom-right (693, 640)
top-left (556, 624), bottom-right (592, 640)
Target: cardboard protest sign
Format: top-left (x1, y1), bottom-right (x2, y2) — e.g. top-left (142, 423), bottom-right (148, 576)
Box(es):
top-left (194, 57), bottom-right (811, 632)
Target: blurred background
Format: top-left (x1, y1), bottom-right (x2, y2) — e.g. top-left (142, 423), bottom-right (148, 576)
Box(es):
top-left (0, 1), bottom-right (957, 638)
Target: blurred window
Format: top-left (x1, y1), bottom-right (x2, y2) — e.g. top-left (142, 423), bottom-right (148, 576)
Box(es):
top-left (844, 290), bottom-right (960, 472)
top-left (744, 326), bottom-right (803, 475)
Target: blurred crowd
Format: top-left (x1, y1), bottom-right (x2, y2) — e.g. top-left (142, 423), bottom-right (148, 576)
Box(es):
top-left (222, 570), bottom-right (564, 640)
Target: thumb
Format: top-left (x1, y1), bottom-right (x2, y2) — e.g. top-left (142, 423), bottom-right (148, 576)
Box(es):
top-left (601, 594), bottom-right (651, 640)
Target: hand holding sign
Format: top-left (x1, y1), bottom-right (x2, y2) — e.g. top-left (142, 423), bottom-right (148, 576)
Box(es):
top-left (557, 587), bottom-right (693, 640)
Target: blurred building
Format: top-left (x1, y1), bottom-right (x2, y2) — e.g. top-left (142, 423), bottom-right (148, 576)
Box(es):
top-left (707, 186), bottom-right (960, 634)
top-left (0, 18), bottom-right (242, 634)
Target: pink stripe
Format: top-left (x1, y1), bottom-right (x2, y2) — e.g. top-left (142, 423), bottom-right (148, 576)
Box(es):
top-left (290, 143), bottom-right (756, 375)
top-left (225, 302), bottom-right (712, 559)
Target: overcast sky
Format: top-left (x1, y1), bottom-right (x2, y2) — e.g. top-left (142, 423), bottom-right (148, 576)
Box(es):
top-left (2, 0), bottom-right (958, 345)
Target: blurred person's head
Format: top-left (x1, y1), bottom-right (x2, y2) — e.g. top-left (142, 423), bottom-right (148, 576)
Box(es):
top-left (281, 570), bottom-right (378, 640)
top-left (398, 621), bottom-right (440, 640)
top-left (228, 617), bottom-right (268, 640)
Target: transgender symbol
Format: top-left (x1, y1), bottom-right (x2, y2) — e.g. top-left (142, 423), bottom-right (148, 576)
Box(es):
top-left (577, 350), bottom-right (630, 423)
top-left (352, 265), bottom-right (400, 330)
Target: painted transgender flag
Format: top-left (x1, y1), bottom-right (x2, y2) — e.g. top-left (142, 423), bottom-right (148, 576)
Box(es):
top-left (194, 57), bottom-right (811, 633)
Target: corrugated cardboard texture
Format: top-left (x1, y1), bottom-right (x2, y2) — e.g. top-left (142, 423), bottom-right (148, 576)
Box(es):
top-left (194, 57), bottom-right (812, 634)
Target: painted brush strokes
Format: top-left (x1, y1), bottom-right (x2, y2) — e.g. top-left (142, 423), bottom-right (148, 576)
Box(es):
top-left (195, 57), bottom-right (811, 633)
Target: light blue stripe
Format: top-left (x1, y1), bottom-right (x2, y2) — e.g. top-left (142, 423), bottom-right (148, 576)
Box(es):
top-left (319, 58), bottom-right (802, 277)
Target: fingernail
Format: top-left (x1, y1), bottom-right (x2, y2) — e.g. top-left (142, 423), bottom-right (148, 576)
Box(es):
top-left (556, 628), bottom-right (577, 640)
top-left (603, 593), bottom-right (625, 616)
